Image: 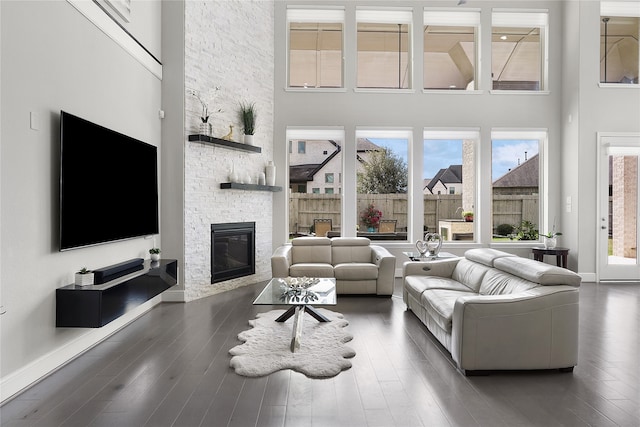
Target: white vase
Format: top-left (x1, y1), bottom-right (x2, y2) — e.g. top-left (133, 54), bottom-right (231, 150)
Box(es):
top-left (199, 122), bottom-right (210, 136)
top-left (243, 134), bottom-right (254, 145)
top-left (265, 161), bottom-right (276, 186)
top-left (75, 272), bottom-right (94, 286)
top-left (150, 253), bottom-right (160, 262)
top-left (544, 236), bottom-right (557, 249)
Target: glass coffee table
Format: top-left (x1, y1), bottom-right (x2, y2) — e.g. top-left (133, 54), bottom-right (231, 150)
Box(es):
top-left (253, 277), bottom-right (337, 352)
top-left (403, 251), bottom-right (457, 261)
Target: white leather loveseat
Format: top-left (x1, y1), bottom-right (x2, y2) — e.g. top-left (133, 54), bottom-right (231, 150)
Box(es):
top-left (271, 237), bottom-right (396, 296)
top-left (403, 248), bottom-right (581, 374)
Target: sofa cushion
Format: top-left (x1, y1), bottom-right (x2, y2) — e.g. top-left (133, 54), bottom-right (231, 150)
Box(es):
top-left (494, 256), bottom-right (581, 287)
top-left (289, 263), bottom-right (335, 278)
top-left (421, 289), bottom-right (475, 333)
top-left (334, 263), bottom-right (378, 280)
top-left (464, 248), bottom-right (515, 267)
top-left (404, 275), bottom-right (475, 302)
top-left (479, 269), bottom-right (539, 295)
top-left (291, 237), bottom-right (332, 265)
top-left (451, 259), bottom-right (493, 293)
top-left (331, 237), bottom-right (372, 264)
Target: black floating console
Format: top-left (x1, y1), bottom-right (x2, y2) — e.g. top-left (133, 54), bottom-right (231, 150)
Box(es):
top-left (56, 259), bottom-right (178, 328)
top-left (93, 258), bottom-right (144, 284)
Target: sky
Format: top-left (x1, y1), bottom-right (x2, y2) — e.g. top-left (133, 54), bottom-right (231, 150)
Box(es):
top-left (369, 138), bottom-right (539, 182)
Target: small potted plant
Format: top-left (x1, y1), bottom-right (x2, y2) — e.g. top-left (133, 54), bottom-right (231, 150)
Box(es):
top-left (149, 248), bottom-right (161, 262)
top-left (75, 267), bottom-right (94, 287)
top-left (462, 211), bottom-right (474, 222)
top-left (541, 230), bottom-right (562, 249)
top-left (238, 101), bottom-right (256, 145)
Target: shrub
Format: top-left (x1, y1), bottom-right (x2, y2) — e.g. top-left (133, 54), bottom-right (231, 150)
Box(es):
top-left (496, 223), bottom-right (514, 236)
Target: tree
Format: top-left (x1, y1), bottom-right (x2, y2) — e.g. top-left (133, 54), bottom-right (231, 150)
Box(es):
top-left (357, 148), bottom-right (408, 194)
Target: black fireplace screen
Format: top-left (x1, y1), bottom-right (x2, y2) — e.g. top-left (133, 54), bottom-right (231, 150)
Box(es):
top-left (211, 222), bottom-right (255, 283)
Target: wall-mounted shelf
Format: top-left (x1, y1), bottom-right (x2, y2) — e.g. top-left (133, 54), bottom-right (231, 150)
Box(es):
top-left (220, 182), bottom-right (282, 192)
top-left (56, 259), bottom-right (178, 328)
top-left (188, 134), bottom-right (261, 153)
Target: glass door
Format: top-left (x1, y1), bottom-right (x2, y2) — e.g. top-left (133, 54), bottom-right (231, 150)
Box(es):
top-left (598, 134), bottom-right (640, 281)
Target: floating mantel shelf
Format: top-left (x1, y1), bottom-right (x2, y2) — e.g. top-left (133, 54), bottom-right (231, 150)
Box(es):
top-left (220, 182), bottom-right (282, 192)
top-left (188, 134), bottom-right (261, 153)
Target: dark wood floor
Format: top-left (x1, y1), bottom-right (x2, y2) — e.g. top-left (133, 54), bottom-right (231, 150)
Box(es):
top-left (2, 279), bottom-right (639, 427)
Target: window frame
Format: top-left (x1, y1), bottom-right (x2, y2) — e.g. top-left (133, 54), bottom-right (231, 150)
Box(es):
top-left (355, 7), bottom-right (414, 92)
top-left (286, 7), bottom-right (346, 91)
top-left (599, 1), bottom-right (640, 86)
top-left (423, 8), bottom-right (481, 92)
top-left (490, 129), bottom-right (548, 246)
top-left (490, 9), bottom-right (549, 93)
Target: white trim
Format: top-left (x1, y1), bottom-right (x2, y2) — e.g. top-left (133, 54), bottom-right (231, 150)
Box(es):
top-left (0, 295), bottom-right (163, 404)
top-left (162, 289), bottom-right (186, 302)
top-left (355, 128), bottom-right (413, 139)
top-left (492, 9), bottom-right (549, 26)
top-left (66, 0), bottom-right (162, 80)
top-left (579, 273), bottom-right (597, 283)
top-left (424, 128), bottom-right (480, 140)
top-left (601, 1), bottom-right (640, 17)
top-left (356, 8), bottom-right (413, 24)
top-left (286, 127), bottom-right (345, 141)
top-left (423, 8), bottom-right (481, 26)
top-left (287, 7), bottom-right (345, 23)
top-left (598, 83), bottom-right (640, 89)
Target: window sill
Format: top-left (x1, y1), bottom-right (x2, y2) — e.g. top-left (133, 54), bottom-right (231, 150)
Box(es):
top-left (598, 83), bottom-right (639, 89)
top-left (489, 90), bottom-right (550, 95)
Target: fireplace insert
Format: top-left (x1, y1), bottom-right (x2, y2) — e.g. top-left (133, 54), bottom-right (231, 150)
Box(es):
top-left (211, 222), bottom-right (255, 283)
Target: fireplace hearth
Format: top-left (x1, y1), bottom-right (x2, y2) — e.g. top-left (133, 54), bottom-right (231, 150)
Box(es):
top-left (211, 222), bottom-right (255, 283)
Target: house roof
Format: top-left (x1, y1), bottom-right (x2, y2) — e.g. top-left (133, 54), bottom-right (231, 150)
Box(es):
top-left (357, 138), bottom-right (382, 152)
top-left (493, 153), bottom-right (539, 187)
top-left (425, 165), bottom-right (462, 192)
top-left (289, 140), bottom-right (342, 182)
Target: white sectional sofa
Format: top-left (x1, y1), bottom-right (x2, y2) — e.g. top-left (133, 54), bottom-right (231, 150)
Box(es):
top-left (271, 237), bottom-right (396, 296)
top-left (403, 248), bottom-right (581, 374)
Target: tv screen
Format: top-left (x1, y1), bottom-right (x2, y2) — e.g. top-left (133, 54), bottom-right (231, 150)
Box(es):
top-left (60, 111), bottom-right (159, 251)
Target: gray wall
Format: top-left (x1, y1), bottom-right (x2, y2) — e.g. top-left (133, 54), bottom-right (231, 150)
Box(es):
top-left (0, 0), bottom-right (162, 400)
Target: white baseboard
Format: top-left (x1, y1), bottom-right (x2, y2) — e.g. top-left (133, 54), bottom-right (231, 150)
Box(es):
top-left (163, 289), bottom-right (186, 302)
top-left (579, 272), bottom-right (597, 283)
top-left (0, 296), bottom-right (163, 404)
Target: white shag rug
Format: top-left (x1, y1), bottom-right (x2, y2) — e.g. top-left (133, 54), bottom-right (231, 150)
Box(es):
top-left (229, 308), bottom-right (355, 378)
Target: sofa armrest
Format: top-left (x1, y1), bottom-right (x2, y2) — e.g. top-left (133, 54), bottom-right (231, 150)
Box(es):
top-left (402, 258), bottom-right (460, 279)
top-left (271, 245), bottom-right (292, 278)
top-left (371, 245), bottom-right (396, 296)
top-left (450, 286), bottom-right (579, 372)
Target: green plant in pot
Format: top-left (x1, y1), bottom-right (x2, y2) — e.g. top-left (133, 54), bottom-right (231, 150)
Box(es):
top-left (75, 267), bottom-right (94, 286)
top-left (462, 211), bottom-right (474, 222)
top-left (239, 101), bottom-right (256, 145)
top-left (149, 247), bottom-right (161, 262)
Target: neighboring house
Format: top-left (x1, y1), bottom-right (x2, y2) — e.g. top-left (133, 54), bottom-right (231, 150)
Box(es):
top-left (492, 154), bottom-right (539, 195)
top-left (289, 138), bottom-right (382, 193)
top-left (424, 165), bottom-right (463, 195)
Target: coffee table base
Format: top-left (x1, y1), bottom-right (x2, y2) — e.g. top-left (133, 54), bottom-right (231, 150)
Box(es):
top-left (275, 305), bottom-right (331, 323)
top-left (275, 305), bottom-right (330, 352)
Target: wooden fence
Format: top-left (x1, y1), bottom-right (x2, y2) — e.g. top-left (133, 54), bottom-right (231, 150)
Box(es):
top-left (289, 193), bottom-right (539, 235)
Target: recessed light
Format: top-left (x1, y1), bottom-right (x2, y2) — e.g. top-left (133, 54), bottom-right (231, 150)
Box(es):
top-left (500, 35), bottom-right (507, 40)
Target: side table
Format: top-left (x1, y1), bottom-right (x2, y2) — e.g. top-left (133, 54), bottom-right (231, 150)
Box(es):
top-left (532, 247), bottom-right (569, 268)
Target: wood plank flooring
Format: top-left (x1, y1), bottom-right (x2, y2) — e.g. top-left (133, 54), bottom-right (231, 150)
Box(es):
top-left (1, 280), bottom-right (639, 427)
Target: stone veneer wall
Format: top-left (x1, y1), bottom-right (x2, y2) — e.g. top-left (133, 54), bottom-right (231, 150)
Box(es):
top-left (183, 0), bottom-right (275, 301)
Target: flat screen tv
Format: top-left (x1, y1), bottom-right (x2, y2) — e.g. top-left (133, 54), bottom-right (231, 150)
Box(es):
top-left (59, 111), bottom-right (159, 251)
